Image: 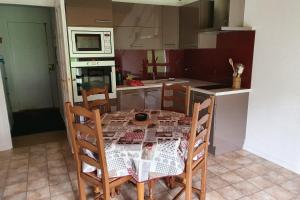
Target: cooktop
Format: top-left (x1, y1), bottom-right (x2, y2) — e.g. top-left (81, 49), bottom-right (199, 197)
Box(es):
top-left (196, 84), bottom-right (229, 90)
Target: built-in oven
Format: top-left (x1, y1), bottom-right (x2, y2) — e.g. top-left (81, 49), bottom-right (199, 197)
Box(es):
top-left (71, 60), bottom-right (116, 102)
top-left (68, 27), bottom-right (114, 58)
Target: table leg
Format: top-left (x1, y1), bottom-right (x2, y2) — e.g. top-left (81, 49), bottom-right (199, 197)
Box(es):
top-left (137, 182), bottom-right (145, 200)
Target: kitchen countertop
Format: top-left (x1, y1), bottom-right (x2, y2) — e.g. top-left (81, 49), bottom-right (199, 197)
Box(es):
top-left (116, 78), bottom-right (252, 96)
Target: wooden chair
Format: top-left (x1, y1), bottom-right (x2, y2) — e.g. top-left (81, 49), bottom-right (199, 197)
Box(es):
top-left (65, 102), bottom-right (132, 200)
top-left (170, 96), bottom-right (215, 200)
top-left (82, 86), bottom-right (111, 114)
top-left (161, 83), bottom-right (191, 115)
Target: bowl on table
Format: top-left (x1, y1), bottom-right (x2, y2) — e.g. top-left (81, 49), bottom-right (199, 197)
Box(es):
top-left (135, 113), bottom-right (148, 121)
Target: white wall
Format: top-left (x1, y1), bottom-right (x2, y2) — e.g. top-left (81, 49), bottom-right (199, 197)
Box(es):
top-left (244, 0), bottom-right (300, 174)
top-left (0, 63), bottom-right (12, 151)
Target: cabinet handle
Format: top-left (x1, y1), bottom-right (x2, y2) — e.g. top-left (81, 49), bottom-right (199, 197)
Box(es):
top-left (95, 19), bottom-right (112, 23)
top-left (164, 43), bottom-right (176, 46)
top-left (123, 93), bottom-right (140, 96)
top-left (130, 44), bottom-right (144, 48)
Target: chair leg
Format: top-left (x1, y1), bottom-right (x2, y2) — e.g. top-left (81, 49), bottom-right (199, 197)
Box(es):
top-left (200, 160), bottom-right (207, 200)
top-left (111, 187), bottom-right (116, 198)
top-left (169, 177), bottom-right (176, 189)
top-left (185, 172), bottom-right (192, 200)
top-left (148, 180), bottom-right (155, 200)
top-left (115, 186), bottom-right (120, 195)
top-left (78, 177), bottom-right (87, 200)
top-left (94, 186), bottom-right (101, 194)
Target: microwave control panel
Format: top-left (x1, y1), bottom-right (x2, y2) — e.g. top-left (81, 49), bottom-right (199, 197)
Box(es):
top-left (103, 32), bottom-right (112, 54)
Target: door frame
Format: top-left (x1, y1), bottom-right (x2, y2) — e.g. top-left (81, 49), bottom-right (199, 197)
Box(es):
top-left (0, 0), bottom-right (72, 151)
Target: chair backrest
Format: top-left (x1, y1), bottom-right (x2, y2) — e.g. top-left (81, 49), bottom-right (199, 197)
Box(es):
top-left (185, 96), bottom-right (215, 173)
top-left (65, 102), bottom-right (110, 194)
top-left (82, 86), bottom-right (111, 114)
top-left (161, 83), bottom-right (191, 115)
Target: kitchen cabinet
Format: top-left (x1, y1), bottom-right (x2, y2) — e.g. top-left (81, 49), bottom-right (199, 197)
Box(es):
top-left (198, 31), bottom-right (218, 49)
top-left (179, 1), bottom-right (200, 49)
top-left (118, 88), bottom-right (162, 111)
top-left (113, 2), bottom-right (162, 50)
top-left (144, 88), bottom-right (161, 109)
top-left (118, 89), bottom-right (145, 111)
top-left (228, 0), bottom-right (245, 27)
top-left (190, 90), bottom-right (249, 155)
top-left (162, 6), bottom-right (179, 49)
top-left (114, 27), bottom-right (162, 50)
top-left (113, 2), bottom-right (162, 28)
top-left (65, 0), bottom-right (113, 27)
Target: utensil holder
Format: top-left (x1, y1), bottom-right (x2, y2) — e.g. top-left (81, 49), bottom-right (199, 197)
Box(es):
top-left (232, 77), bottom-right (241, 89)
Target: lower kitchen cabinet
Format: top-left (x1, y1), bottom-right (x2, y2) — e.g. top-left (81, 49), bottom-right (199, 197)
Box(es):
top-left (144, 88), bottom-right (161, 109)
top-left (118, 89), bottom-right (145, 111)
top-left (117, 88), bottom-right (161, 111)
top-left (190, 90), bottom-right (249, 155)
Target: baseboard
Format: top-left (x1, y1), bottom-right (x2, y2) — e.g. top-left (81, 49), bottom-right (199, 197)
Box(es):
top-left (244, 144), bottom-right (300, 175)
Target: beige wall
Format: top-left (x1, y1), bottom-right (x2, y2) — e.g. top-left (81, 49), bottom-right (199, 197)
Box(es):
top-left (244, 0), bottom-right (300, 174)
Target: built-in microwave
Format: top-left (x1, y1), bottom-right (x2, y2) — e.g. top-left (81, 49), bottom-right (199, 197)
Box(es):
top-left (68, 27), bottom-right (114, 58)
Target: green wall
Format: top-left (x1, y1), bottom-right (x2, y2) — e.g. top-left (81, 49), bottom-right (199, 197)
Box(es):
top-left (0, 5), bottom-right (56, 111)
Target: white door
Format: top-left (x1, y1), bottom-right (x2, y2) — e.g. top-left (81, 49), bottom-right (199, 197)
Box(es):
top-left (8, 22), bottom-right (53, 111)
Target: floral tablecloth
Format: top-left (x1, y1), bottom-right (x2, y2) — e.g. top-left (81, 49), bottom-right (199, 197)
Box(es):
top-left (82, 109), bottom-right (197, 182)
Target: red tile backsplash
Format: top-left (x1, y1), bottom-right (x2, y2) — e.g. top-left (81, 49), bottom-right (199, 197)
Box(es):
top-left (115, 31), bottom-right (255, 88)
top-left (115, 50), bottom-right (147, 76)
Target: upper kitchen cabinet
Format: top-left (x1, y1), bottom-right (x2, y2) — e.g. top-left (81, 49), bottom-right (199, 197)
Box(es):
top-left (113, 2), bottom-right (162, 49)
top-left (114, 26), bottom-right (162, 49)
top-left (162, 6), bottom-right (179, 49)
top-left (65, 0), bottom-right (113, 27)
top-left (179, 1), bottom-right (200, 49)
top-left (113, 2), bottom-right (162, 28)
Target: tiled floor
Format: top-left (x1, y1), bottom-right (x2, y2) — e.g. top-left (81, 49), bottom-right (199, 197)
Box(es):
top-left (0, 139), bottom-right (300, 200)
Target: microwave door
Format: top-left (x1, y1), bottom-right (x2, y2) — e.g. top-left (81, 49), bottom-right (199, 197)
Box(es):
top-left (72, 32), bottom-right (104, 54)
top-left (75, 34), bottom-right (102, 52)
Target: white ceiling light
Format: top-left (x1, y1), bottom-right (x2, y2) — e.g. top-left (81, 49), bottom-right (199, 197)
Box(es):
top-left (112, 0), bottom-right (199, 6)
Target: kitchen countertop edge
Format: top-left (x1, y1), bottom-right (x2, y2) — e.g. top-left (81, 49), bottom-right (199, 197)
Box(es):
top-left (116, 78), bottom-right (252, 96)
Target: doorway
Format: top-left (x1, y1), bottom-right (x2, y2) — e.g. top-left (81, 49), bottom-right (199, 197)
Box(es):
top-left (0, 5), bottom-right (66, 141)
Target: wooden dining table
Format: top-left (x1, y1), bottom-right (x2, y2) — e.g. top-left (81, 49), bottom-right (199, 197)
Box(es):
top-left (82, 109), bottom-right (198, 200)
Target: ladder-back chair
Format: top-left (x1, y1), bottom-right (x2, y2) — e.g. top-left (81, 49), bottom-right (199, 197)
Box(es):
top-left (171, 96), bottom-right (215, 200)
top-left (65, 102), bottom-right (132, 199)
top-left (82, 86), bottom-right (111, 114)
top-left (161, 83), bottom-right (191, 115)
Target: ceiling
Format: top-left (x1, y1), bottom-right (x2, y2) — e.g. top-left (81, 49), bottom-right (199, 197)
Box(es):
top-left (112, 0), bottom-right (199, 6)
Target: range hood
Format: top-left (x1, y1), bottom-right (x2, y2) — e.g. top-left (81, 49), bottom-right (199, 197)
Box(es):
top-left (199, 0), bottom-right (249, 31)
